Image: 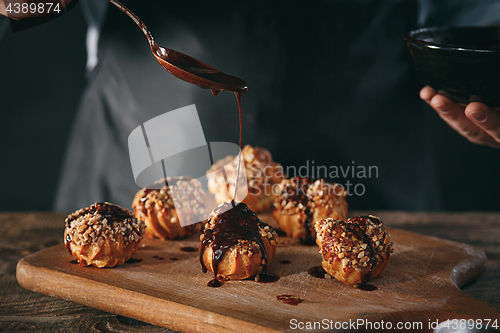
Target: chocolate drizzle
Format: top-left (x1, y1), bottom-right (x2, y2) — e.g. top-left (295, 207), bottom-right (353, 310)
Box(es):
top-left (230, 92), bottom-right (244, 203)
top-left (199, 202), bottom-right (272, 287)
top-left (140, 188), bottom-right (155, 202)
top-left (66, 202), bottom-right (133, 225)
top-left (345, 216), bottom-right (380, 280)
top-left (283, 177), bottom-right (316, 243)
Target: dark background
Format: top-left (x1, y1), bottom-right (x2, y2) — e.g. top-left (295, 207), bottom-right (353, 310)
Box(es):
top-left (0, 5), bottom-right (87, 211)
top-left (1, 2), bottom-right (499, 212)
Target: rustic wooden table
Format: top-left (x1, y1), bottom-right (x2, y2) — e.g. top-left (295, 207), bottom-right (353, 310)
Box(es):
top-left (1, 211), bottom-right (499, 332)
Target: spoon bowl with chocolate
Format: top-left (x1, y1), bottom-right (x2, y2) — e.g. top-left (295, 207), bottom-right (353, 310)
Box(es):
top-left (108, 0), bottom-right (248, 95)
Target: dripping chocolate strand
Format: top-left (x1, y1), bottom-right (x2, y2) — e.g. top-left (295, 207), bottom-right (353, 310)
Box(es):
top-left (232, 93), bottom-right (243, 204)
top-left (303, 205), bottom-right (313, 244)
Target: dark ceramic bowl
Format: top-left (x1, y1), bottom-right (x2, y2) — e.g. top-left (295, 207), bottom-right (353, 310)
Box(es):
top-left (407, 27), bottom-right (500, 107)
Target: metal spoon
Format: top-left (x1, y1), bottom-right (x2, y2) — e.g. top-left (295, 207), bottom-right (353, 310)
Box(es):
top-left (108, 0), bottom-right (248, 95)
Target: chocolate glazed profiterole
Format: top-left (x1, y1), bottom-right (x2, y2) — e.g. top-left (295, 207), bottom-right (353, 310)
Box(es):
top-left (273, 177), bottom-right (348, 243)
top-left (315, 215), bottom-right (393, 287)
top-left (132, 177), bottom-right (206, 240)
top-left (64, 202), bottom-right (146, 268)
top-left (199, 201), bottom-right (278, 287)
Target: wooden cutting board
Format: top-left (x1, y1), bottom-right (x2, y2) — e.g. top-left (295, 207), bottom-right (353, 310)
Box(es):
top-left (16, 213), bottom-right (500, 333)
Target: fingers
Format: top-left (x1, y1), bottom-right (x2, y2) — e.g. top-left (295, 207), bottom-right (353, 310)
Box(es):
top-left (0, 2), bottom-right (8, 18)
top-left (465, 103), bottom-right (500, 147)
top-left (418, 86), bottom-right (499, 148)
top-left (419, 86), bottom-right (438, 106)
top-left (429, 93), bottom-right (475, 136)
top-left (420, 86), bottom-right (500, 148)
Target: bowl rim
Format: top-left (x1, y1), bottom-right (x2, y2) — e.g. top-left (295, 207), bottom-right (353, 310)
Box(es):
top-left (406, 26), bottom-right (500, 53)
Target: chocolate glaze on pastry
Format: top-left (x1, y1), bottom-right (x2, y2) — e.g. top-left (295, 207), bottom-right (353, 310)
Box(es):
top-left (199, 201), bottom-right (277, 287)
top-left (315, 215), bottom-right (393, 287)
top-left (64, 202), bottom-right (145, 268)
top-left (132, 177), bottom-right (206, 240)
top-left (273, 177), bottom-right (348, 243)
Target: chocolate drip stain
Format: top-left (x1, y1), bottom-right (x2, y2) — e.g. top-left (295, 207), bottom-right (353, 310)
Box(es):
top-left (276, 229), bottom-right (287, 237)
top-left (357, 284), bottom-right (378, 291)
top-left (279, 260), bottom-right (292, 265)
top-left (277, 294), bottom-right (302, 306)
top-left (300, 238), bottom-right (316, 246)
top-left (308, 266), bottom-right (328, 279)
top-left (208, 279), bottom-right (222, 288)
top-left (180, 246), bottom-right (197, 253)
top-left (256, 272), bottom-right (280, 283)
top-left (200, 202), bottom-right (271, 287)
top-left (126, 258), bottom-right (142, 263)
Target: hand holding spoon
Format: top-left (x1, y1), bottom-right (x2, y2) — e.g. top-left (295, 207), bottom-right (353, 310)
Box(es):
top-left (108, 0), bottom-right (248, 95)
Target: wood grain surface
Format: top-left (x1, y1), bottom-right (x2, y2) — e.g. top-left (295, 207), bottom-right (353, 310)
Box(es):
top-left (15, 212), bottom-right (500, 333)
top-left (2, 211), bottom-right (499, 332)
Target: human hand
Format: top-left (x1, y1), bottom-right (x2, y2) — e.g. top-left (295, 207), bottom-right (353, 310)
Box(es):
top-left (0, 0), bottom-right (71, 20)
top-left (420, 86), bottom-right (500, 149)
